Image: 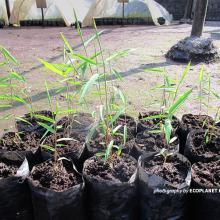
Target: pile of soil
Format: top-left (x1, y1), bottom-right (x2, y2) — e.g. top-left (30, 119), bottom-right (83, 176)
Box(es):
top-left (138, 111), bottom-right (180, 133)
top-left (144, 154), bottom-right (188, 186)
top-left (0, 132), bottom-right (41, 151)
top-left (192, 161), bottom-right (220, 187)
top-left (83, 154), bottom-right (137, 183)
top-left (30, 160), bottom-right (82, 191)
top-left (0, 162), bottom-right (18, 178)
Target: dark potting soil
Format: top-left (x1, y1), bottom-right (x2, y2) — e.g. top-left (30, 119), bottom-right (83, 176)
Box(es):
top-left (135, 131), bottom-right (179, 152)
top-left (182, 114), bottom-right (214, 130)
top-left (57, 113), bottom-right (93, 132)
top-left (144, 155), bottom-right (188, 186)
top-left (114, 114), bottom-right (136, 136)
top-left (0, 131), bottom-right (41, 151)
top-left (43, 132), bottom-right (85, 156)
top-left (138, 111), bottom-right (180, 131)
top-left (0, 162), bottom-right (18, 178)
top-left (83, 154), bottom-right (137, 183)
top-left (192, 161), bottom-right (220, 187)
top-left (190, 131), bottom-right (220, 159)
top-left (16, 110), bottom-right (54, 130)
top-left (30, 160), bottom-right (82, 191)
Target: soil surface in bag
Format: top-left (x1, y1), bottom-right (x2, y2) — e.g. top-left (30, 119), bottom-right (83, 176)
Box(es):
top-left (57, 112), bottom-right (94, 134)
top-left (113, 114), bottom-right (137, 137)
top-left (184, 129), bottom-right (220, 164)
top-left (186, 161), bottom-right (220, 220)
top-left (137, 111), bottom-right (180, 134)
top-left (28, 160), bottom-right (85, 220)
top-left (16, 110), bottom-right (54, 134)
top-left (0, 131), bottom-right (43, 167)
top-left (179, 114), bottom-right (215, 153)
top-left (127, 131), bottom-right (179, 160)
top-left (83, 154), bottom-right (138, 220)
top-left (41, 131), bottom-right (87, 170)
top-left (0, 159), bottom-right (33, 220)
top-left (139, 153), bottom-right (191, 220)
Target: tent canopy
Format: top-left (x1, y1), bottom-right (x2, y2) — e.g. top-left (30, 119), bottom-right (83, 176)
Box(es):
top-left (7, 0), bottom-right (172, 27)
top-left (83, 0), bottom-right (172, 27)
top-left (0, 0), bottom-right (9, 25)
top-left (9, 0), bottom-right (95, 26)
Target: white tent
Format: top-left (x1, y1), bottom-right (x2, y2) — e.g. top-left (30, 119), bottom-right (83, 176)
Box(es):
top-left (0, 0), bottom-right (9, 25)
top-left (9, 0), bottom-right (95, 26)
top-left (83, 0), bottom-right (173, 27)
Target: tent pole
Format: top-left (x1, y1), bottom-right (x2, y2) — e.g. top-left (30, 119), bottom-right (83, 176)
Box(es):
top-left (41, 7), bottom-right (45, 27)
top-left (122, 2), bottom-right (125, 26)
top-left (5, 0), bottom-right (10, 21)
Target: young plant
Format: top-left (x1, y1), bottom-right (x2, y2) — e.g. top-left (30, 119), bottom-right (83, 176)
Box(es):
top-left (143, 63), bottom-right (192, 146)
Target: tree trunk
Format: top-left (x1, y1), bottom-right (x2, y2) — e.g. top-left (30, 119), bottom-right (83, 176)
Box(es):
top-left (183, 0), bottom-right (194, 19)
top-left (191, 0), bottom-right (209, 37)
top-left (5, 0), bottom-right (10, 21)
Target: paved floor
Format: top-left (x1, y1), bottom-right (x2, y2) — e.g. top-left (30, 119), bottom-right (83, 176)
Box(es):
top-left (1, 22), bottom-right (220, 134)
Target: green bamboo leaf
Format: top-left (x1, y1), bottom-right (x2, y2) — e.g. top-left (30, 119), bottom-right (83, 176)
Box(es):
top-left (41, 144), bottom-right (55, 152)
top-left (168, 89), bottom-right (193, 115)
top-left (199, 65), bottom-right (205, 82)
top-left (84, 30), bottom-right (105, 47)
top-left (144, 68), bottom-right (164, 73)
top-left (34, 114), bottom-right (55, 123)
top-left (0, 46), bottom-right (18, 64)
top-left (0, 104), bottom-right (12, 108)
top-left (80, 73), bottom-right (99, 101)
top-left (104, 140), bottom-right (114, 162)
top-left (40, 59), bottom-right (68, 77)
top-left (10, 71), bottom-right (26, 82)
top-left (37, 122), bottom-right (55, 134)
top-left (60, 33), bottom-right (74, 54)
top-left (16, 117), bottom-right (33, 126)
top-left (105, 49), bottom-right (133, 63)
top-left (110, 108), bottom-right (125, 125)
top-left (164, 119), bottom-right (172, 144)
top-left (112, 125), bottom-right (122, 135)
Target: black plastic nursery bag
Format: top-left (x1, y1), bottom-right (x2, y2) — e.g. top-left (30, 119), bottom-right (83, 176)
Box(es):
top-left (0, 158), bottom-right (33, 220)
top-left (138, 153), bottom-right (191, 220)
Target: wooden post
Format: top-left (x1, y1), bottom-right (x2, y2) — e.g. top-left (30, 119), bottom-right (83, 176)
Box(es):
top-left (191, 0), bottom-right (209, 37)
top-left (5, 0), bottom-right (10, 21)
top-left (183, 0), bottom-right (194, 19)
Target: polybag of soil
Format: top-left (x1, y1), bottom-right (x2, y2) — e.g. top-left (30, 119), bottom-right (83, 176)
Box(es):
top-left (83, 154), bottom-right (138, 220)
top-left (28, 159), bottom-right (85, 220)
top-left (138, 152), bottom-right (191, 220)
top-left (137, 111), bottom-right (180, 135)
top-left (0, 131), bottom-right (44, 168)
top-left (186, 161), bottom-right (220, 220)
top-left (127, 131), bottom-right (179, 160)
top-left (16, 110), bottom-right (55, 135)
top-left (184, 129), bottom-right (220, 164)
top-left (41, 131), bottom-right (88, 171)
top-left (56, 112), bottom-right (94, 136)
top-left (0, 158), bottom-right (33, 220)
top-left (179, 114), bottom-right (214, 153)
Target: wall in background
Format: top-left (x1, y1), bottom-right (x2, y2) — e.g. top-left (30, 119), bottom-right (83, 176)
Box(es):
top-left (156, 0), bottom-right (220, 21)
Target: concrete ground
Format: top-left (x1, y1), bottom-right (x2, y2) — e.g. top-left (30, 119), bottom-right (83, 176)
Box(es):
top-left (1, 22), bottom-right (220, 135)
